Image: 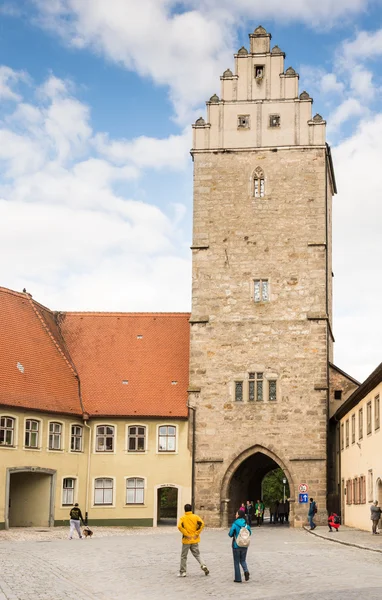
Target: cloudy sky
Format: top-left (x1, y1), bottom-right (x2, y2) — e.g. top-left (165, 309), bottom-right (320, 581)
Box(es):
top-left (0, 0), bottom-right (381, 382)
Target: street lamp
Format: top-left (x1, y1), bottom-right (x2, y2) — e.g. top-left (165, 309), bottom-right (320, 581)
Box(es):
top-left (283, 478), bottom-right (287, 503)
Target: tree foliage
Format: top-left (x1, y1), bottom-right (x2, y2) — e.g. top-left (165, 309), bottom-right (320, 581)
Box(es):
top-left (262, 468), bottom-right (290, 508)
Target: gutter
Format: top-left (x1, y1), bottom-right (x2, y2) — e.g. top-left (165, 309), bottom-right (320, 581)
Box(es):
top-left (187, 404), bottom-right (196, 511)
top-left (76, 375), bottom-right (91, 525)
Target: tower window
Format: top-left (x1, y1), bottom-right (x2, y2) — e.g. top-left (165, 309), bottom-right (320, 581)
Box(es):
top-left (269, 114), bottom-right (280, 128)
top-left (253, 166), bottom-right (265, 198)
top-left (255, 66), bottom-right (264, 80)
top-left (238, 115), bottom-right (250, 129)
top-left (248, 372), bottom-right (263, 401)
top-left (268, 380), bottom-right (277, 401)
top-left (254, 279), bottom-right (269, 302)
top-left (334, 390), bottom-right (342, 400)
top-left (235, 381), bottom-right (243, 402)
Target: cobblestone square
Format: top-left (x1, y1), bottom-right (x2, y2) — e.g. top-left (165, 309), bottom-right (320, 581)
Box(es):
top-left (1, 526), bottom-right (382, 599)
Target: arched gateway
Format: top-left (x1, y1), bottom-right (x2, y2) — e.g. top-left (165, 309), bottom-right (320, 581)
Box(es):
top-left (220, 446), bottom-right (294, 527)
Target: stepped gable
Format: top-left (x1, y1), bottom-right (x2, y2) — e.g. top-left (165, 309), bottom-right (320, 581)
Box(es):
top-left (0, 287), bottom-right (81, 415)
top-left (59, 311), bottom-right (191, 418)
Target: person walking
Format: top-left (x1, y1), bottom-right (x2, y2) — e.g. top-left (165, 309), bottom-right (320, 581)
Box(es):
top-left (278, 499), bottom-right (285, 524)
top-left (177, 504), bottom-right (209, 577)
top-left (255, 499), bottom-right (264, 526)
top-left (285, 498), bottom-right (290, 523)
top-left (228, 509), bottom-right (251, 583)
top-left (271, 499), bottom-right (279, 524)
top-left (328, 512), bottom-right (340, 532)
top-left (69, 503), bottom-right (84, 539)
top-left (245, 500), bottom-right (253, 527)
top-left (308, 497), bottom-right (317, 530)
top-left (370, 501), bottom-right (382, 534)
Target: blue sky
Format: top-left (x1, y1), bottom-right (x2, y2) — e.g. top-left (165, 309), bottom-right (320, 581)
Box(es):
top-left (0, 0), bottom-right (381, 381)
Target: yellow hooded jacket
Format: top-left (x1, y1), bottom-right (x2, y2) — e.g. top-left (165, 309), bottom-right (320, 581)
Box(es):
top-left (178, 511), bottom-right (205, 545)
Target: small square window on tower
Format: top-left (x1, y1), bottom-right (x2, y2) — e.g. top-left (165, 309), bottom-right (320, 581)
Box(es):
top-left (269, 114), bottom-right (280, 128)
top-left (254, 279), bottom-right (269, 302)
top-left (238, 115), bottom-right (250, 129)
top-left (254, 66), bottom-right (264, 80)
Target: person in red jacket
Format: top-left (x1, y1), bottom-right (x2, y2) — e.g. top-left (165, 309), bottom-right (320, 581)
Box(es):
top-left (328, 512), bottom-right (340, 532)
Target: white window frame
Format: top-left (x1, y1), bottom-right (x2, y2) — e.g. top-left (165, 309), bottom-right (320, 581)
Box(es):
top-left (94, 424), bottom-right (116, 454)
top-left (253, 278), bottom-right (269, 303)
top-left (62, 477), bottom-right (77, 506)
top-left (24, 417), bottom-right (42, 450)
top-left (48, 420), bottom-right (64, 451)
top-left (126, 424), bottom-right (147, 453)
top-left (157, 424), bottom-right (178, 454)
top-left (125, 476), bottom-right (146, 505)
top-left (70, 423), bottom-right (83, 453)
top-left (93, 477), bottom-right (115, 507)
top-left (0, 415), bottom-right (17, 448)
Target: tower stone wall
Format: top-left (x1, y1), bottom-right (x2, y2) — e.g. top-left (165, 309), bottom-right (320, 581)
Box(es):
top-left (189, 27), bottom-right (336, 527)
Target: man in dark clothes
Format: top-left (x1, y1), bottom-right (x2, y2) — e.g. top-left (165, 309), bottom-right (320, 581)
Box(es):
top-left (69, 503), bottom-right (85, 539)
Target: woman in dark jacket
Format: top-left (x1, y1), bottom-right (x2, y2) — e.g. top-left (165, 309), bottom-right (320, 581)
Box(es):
top-left (228, 509), bottom-right (251, 583)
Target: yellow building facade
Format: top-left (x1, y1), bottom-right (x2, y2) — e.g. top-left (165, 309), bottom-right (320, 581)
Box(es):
top-left (335, 363), bottom-right (382, 531)
top-left (0, 288), bottom-right (192, 529)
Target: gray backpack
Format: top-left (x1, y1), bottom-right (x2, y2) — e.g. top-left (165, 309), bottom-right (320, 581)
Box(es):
top-left (236, 524), bottom-right (251, 547)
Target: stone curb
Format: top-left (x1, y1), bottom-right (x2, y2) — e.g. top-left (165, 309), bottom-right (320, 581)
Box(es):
top-left (304, 526), bottom-right (382, 554)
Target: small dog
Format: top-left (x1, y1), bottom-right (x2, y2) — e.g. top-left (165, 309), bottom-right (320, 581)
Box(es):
top-left (82, 526), bottom-right (93, 538)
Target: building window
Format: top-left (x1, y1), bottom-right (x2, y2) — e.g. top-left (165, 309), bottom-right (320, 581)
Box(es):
top-left (253, 167), bottom-right (265, 198)
top-left (248, 373), bottom-right (263, 402)
top-left (96, 425), bottom-right (115, 452)
top-left (49, 422), bottom-right (62, 450)
top-left (374, 395), bottom-right (380, 431)
top-left (235, 381), bottom-right (243, 402)
top-left (62, 478), bottom-right (75, 505)
top-left (254, 65), bottom-right (264, 79)
top-left (268, 380), bottom-right (277, 402)
top-left (359, 408), bottom-right (363, 440)
top-left (126, 478), bottom-right (144, 504)
top-left (70, 425), bottom-right (83, 452)
top-left (0, 416), bottom-right (15, 446)
top-left (128, 426), bottom-right (146, 452)
top-left (334, 390), bottom-right (342, 400)
top-left (367, 401), bottom-right (372, 435)
top-left (340, 423), bottom-right (344, 451)
top-left (269, 114), bottom-right (280, 127)
top-left (351, 414), bottom-right (356, 444)
top-left (94, 478), bottom-right (113, 505)
top-left (345, 419), bottom-right (349, 447)
top-left (368, 469), bottom-right (373, 502)
top-left (360, 475), bottom-right (366, 504)
top-left (238, 115), bottom-right (250, 128)
top-left (25, 419), bottom-right (39, 448)
top-left (254, 279), bottom-right (269, 302)
top-left (158, 425), bottom-right (176, 452)
top-left (346, 479), bottom-right (352, 504)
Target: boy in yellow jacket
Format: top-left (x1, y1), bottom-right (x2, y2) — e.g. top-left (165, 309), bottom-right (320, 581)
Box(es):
top-left (177, 504), bottom-right (209, 577)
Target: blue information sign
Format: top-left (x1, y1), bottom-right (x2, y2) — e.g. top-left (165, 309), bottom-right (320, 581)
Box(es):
top-left (299, 493), bottom-right (309, 503)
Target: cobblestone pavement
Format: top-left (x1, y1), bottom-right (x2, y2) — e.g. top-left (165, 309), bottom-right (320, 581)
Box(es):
top-left (1, 526), bottom-right (382, 599)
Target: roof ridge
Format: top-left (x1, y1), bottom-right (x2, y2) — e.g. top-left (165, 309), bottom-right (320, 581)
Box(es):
top-left (25, 294), bottom-right (79, 378)
top-left (63, 311), bottom-right (192, 317)
top-left (0, 286), bottom-right (27, 299)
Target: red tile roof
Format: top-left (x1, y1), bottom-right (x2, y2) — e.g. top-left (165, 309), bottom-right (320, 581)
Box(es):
top-left (59, 312), bottom-right (190, 418)
top-left (0, 286), bottom-right (190, 418)
top-left (0, 287), bottom-right (82, 415)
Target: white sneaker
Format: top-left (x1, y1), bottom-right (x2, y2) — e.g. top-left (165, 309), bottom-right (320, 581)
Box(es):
top-left (177, 572), bottom-right (186, 577)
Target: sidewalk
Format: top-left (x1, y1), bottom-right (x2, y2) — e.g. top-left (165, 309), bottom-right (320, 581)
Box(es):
top-left (305, 524), bottom-right (382, 553)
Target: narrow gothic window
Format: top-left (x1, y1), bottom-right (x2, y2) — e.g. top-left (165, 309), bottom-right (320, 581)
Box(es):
top-left (248, 373), bottom-right (263, 401)
top-left (254, 279), bottom-right (269, 302)
top-left (235, 381), bottom-right (243, 402)
top-left (253, 167), bottom-right (265, 198)
top-left (269, 114), bottom-right (280, 127)
top-left (238, 115), bottom-right (250, 128)
top-left (268, 380), bottom-right (277, 401)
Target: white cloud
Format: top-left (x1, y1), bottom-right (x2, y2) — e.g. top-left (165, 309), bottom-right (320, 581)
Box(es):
top-left (328, 98), bottom-right (364, 132)
top-left (0, 65), bottom-right (28, 101)
top-left (332, 113), bottom-right (382, 380)
top-left (342, 28), bottom-right (382, 63)
top-left (0, 70), bottom-right (191, 312)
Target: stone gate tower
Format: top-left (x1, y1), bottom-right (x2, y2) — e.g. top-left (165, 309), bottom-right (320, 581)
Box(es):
top-left (189, 26), bottom-right (336, 527)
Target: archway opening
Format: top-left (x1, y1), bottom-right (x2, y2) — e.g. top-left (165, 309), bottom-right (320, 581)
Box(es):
top-left (9, 471), bottom-right (52, 527)
top-left (227, 451), bottom-right (291, 525)
top-left (157, 486), bottom-right (178, 526)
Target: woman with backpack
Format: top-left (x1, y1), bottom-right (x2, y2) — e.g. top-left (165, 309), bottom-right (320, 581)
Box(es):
top-left (228, 509), bottom-right (251, 583)
top-left (328, 512), bottom-right (340, 532)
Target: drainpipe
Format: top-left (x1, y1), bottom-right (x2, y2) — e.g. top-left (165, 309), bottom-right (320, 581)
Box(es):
top-left (83, 415), bottom-right (92, 525)
top-left (187, 404), bottom-right (196, 511)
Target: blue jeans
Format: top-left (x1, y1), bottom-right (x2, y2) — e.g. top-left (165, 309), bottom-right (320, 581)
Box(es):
top-left (232, 547), bottom-right (248, 582)
top-left (309, 514), bottom-right (316, 529)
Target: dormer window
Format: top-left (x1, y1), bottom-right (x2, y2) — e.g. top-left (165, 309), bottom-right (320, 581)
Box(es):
top-left (238, 115), bottom-right (250, 129)
top-left (269, 114), bottom-right (280, 128)
top-left (255, 66), bottom-right (264, 80)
